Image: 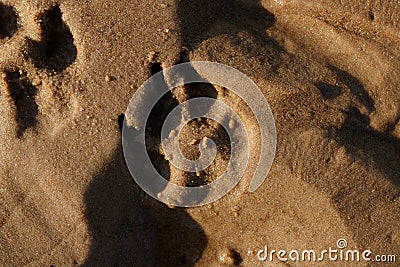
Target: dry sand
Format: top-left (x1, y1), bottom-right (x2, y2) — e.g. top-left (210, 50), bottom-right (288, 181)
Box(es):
top-left (0, 0), bottom-right (399, 266)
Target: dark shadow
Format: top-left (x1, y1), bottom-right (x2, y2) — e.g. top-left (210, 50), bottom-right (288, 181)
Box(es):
top-left (326, 67), bottom-right (400, 189)
top-left (329, 65), bottom-right (375, 113)
top-left (229, 249), bottom-right (243, 266)
top-left (26, 5), bottom-right (77, 72)
top-left (83, 144), bottom-right (207, 266)
top-left (118, 114), bottom-right (125, 131)
top-left (145, 61), bottom-right (180, 185)
top-left (4, 70), bottom-right (38, 138)
top-left (0, 3), bottom-right (18, 39)
top-left (314, 82), bottom-right (343, 100)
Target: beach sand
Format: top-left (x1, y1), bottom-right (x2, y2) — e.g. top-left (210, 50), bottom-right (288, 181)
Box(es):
top-left (0, 0), bottom-right (399, 266)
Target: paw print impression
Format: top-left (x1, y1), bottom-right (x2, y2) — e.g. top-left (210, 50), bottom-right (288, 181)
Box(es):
top-left (27, 5), bottom-right (77, 72)
top-left (0, 3), bottom-right (79, 139)
top-left (4, 70), bottom-right (38, 138)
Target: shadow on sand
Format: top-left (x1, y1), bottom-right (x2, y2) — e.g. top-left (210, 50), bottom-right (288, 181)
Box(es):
top-left (83, 1), bottom-right (280, 266)
top-left (83, 144), bottom-right (207, 266)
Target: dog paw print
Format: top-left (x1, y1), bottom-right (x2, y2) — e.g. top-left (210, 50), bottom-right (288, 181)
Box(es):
top-left (2, 70), bottom-right (38, 138)
top-left (26, 5), bottom-right (77, 72)
top-left (0, 3), bottom-right (78, 139)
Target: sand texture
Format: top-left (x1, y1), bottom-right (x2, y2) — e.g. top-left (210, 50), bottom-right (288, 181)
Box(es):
top-left (0, 0), bottom-right (399, 266)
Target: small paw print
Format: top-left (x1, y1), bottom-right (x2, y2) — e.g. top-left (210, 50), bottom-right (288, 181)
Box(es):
top-left (2, 69), bottom-right (38, 138)
top-left (0, 3), bottom-right (79, 139)
top-left (26, 5), bottom-right (77, 72)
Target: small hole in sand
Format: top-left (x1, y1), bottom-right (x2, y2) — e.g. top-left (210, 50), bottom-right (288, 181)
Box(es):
top-left (230, 249), bottom-right (243, 266)
top-left (368, 11), bottom-right (375, 21)
top-left (0, 3), bottom-right (18, 39)
top-left (118, 114), bottom-right (124, 131)
top-left (219, 248), bottom-right (243, 266)
top-left (149, 62), bottom-right (163, 76)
